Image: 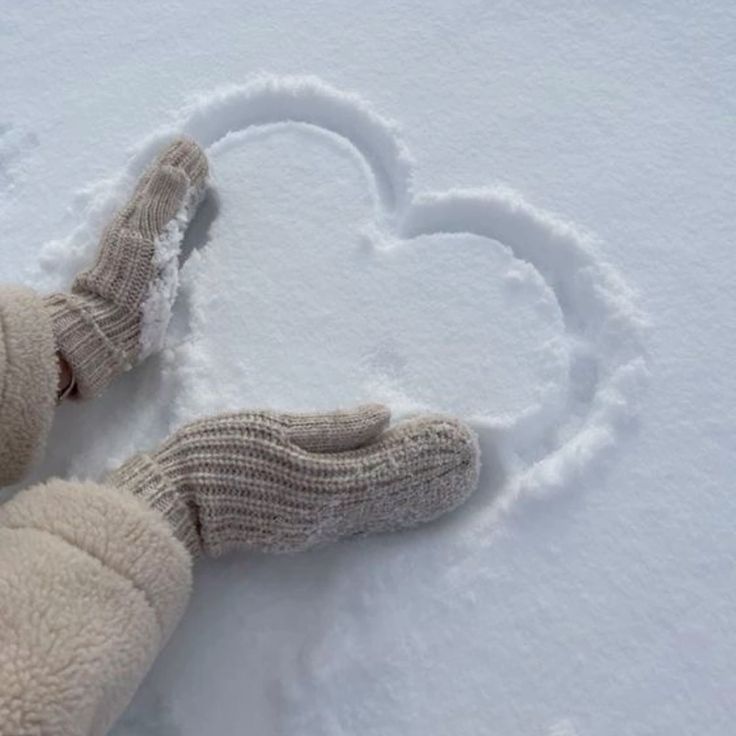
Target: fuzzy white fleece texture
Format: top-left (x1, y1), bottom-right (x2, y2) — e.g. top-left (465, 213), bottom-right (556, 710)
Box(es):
top-left (0, 286), bottom-right (58, 487)
top-left (138, 181), bottom-right (206, 361)
top-left (0, 479), bottom-right (192, 736)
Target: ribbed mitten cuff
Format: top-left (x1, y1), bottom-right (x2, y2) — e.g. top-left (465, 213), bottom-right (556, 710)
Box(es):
top-left (108, 451), bottom-right (201, 557)
top-left (44, 292), bottom-right (139, 398)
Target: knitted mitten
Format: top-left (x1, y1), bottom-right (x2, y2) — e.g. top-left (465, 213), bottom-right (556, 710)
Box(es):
top-left (44, 137), bottom-right (208, 398)
top-left (108, 404), bottom-right (480, 557)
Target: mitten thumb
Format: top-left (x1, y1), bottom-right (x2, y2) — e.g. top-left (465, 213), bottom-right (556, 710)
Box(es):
top-left (283, 403), bottom-right (391, 453)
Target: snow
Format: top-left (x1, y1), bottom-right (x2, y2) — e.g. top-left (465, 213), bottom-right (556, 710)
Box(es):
top-left (2, 2), bottom-right (735, 735)
top-left (139, 180), bottom-right (206, 361)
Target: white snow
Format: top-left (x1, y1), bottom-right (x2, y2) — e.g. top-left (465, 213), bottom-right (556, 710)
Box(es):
top-left (138, 180), bottom-right (206, 361)
top-left (1, 2), bottom-right (735, 735)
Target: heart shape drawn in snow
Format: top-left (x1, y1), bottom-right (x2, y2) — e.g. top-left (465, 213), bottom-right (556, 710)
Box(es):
top-left (37, 76), bottom-right (647, 530)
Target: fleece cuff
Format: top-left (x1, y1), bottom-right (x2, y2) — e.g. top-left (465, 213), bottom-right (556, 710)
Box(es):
top-left (0, 285), bottom-right (58, 486)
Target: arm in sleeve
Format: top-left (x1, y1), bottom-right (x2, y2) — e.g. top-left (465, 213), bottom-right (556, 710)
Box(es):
top-left (0, 478), bottom-right (193, 736)
top-left (0, 285), bottom-right (58, 487)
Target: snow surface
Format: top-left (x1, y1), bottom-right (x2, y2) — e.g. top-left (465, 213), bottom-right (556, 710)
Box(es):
top-left (2, 2), bottom-right (735, 735)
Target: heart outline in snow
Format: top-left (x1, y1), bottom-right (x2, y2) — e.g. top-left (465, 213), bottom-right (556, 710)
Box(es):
top-left (39, 76), bottom-right (648, 526)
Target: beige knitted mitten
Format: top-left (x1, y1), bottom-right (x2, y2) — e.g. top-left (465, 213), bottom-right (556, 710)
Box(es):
top-left (44, 137), bottom-right (208, 398)
top-left (109, 404), bottom-right (480, 557)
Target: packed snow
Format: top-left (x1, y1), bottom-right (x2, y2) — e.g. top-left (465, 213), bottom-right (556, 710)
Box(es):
top-left (139, 180), bottom-right (207, 362)
top-left (1, 2), bottom-right (734, 735)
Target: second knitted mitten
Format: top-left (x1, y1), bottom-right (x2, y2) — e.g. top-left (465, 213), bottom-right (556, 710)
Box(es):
top-left (44, 137), bottom-right (208, 398)
top-left (109, 404), bottom-right (480, 557)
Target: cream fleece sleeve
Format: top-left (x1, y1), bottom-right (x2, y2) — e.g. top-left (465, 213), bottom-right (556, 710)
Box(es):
top-left (0, 285), bottom-right (58, 487)
top-left (0, 478), bottom-right (192, 736)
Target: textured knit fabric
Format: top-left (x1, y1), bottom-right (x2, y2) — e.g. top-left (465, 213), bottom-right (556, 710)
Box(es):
top-left (0, 478), bottom-right (192, 736)
top-left (109, 404), bottom-right (481, 557)
top-left (44, 137), bottom-right (208, 398)
top-left (0, 285), bottom-right (58, 487)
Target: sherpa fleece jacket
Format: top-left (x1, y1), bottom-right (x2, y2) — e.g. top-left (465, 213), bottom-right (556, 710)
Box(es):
top-left (0, 478), bottom-right (193, 735)
top-left (0, 285), bottom-right (58, 487)
top-left (0, 285), bottom-right (193, 734)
